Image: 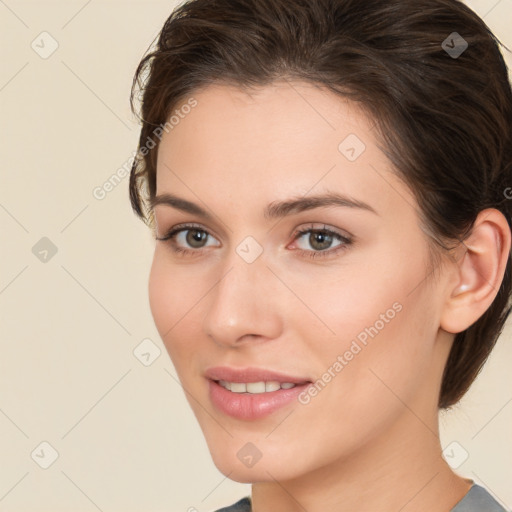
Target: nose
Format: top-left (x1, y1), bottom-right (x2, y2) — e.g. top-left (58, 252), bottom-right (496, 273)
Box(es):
top-left (202, 250), bottom-right (283, 348)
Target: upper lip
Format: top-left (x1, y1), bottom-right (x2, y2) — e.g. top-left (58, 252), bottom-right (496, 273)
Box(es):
top-left (205, 366), bottom-right (312, 384)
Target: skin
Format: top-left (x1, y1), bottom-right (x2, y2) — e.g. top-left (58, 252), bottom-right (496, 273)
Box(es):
top-left (147, 80), bottom-right (510, 512)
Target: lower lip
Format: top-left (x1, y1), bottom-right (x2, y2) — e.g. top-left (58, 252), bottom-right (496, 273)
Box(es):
top-left (208, 379), bottom-right (311, 420)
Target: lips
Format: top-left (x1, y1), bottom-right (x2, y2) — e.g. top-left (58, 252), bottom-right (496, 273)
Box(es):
top-left (204, 366), bottom-right (311, 384)
top-left (205, 366), bottom-right (313, 420)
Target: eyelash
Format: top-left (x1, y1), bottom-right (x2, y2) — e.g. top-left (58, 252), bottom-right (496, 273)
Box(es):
top-left (155, 223), bottom-right (353, 260)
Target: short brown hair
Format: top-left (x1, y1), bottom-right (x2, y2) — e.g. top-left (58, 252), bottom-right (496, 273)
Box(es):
top-left (129, 0), bottom-right (512, 409)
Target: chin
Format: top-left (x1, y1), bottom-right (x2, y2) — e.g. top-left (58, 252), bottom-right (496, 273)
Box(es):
top-left (217, 465), bottom-right (264, 483)
top-left (210, 455), bottom-right (289, 484)
top-left (205, 435), bottom-right (304, 483)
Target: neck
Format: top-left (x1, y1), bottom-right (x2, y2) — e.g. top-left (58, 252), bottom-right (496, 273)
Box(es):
top-left (251, 407), bottom-right (472, 512)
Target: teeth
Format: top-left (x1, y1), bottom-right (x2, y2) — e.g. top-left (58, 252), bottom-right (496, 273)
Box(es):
top-left (265, 381), bottom-right (281, 392)
top-left (246, 382), bottom-right (266, 393)
top-left (217, 380), bottom-right (298, 393)
top-left (230, 382), bottom-right (247, 393)
top-left (218, 380), bottom-right (231, 391)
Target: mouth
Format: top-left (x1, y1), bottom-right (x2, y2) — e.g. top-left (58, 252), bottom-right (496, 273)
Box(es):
top-left (215, 380), bottom-right (302, 393)
top-left (205, 366), bottom-right (313, 420)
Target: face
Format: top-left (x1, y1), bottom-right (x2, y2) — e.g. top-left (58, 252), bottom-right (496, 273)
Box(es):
top-left (148, 80), bottom-right (451, 483)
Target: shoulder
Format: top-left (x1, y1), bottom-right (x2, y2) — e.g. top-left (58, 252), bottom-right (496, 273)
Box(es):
top-left (451, 483), bottom-right (510, 512)
top-left (212, 496), bottom-right (251, 512)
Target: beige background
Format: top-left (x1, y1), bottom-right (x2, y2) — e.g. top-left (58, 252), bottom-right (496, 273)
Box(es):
top-left (0, 1), bottom-right (511, 511)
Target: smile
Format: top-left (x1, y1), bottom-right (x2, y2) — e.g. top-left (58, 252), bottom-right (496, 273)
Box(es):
top-left (217, 380), bottom-right (297, 393)
top-left (205, 366), bottom-right (313, 420)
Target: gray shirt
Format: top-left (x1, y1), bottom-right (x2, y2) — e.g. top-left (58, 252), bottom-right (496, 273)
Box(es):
top-left (214, 483), bottom-right (509, 512)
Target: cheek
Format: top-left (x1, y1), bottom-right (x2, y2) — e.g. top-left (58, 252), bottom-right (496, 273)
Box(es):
top-left (148, 249), bottom-right (206, 363)
top-left (148, 250), bottom-right (174, 339)
top-left (300, 249), bottom-right (437, 410)
top-left (270, 269), bottom-right (438, 469)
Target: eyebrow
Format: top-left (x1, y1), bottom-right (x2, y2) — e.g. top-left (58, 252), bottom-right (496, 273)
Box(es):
top-left (149, 191), bottom-right (378, 220)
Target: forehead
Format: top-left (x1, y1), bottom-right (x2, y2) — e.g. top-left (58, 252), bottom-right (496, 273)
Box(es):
top-left (155, 80), bottom-right (415, 222)
top-left (167, 79), bottom-right (374, 148)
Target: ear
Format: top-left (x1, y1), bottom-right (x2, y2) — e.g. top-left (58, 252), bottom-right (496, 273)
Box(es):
top-left (440, 208), bottom-right (511, 334)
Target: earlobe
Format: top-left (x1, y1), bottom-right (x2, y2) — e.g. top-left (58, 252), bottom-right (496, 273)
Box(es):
top-left (440, 208), bottom-right (511, 334)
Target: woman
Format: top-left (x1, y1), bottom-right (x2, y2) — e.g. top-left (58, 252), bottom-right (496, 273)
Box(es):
top-left (128, 0), bottom-right (512, 510)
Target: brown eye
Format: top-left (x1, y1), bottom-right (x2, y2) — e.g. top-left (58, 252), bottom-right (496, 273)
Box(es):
top-left (290, 225), bottom-right (353, 260)
top-left (185, 229), bottom-right (209, 248)
top-left (306, 231), bottom-right (335, 251)
top-left (155, 223), bottom-right (220, 256)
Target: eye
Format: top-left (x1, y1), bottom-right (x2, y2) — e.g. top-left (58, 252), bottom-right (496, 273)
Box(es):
top-left (155, 223), bottom-right (219, 256)
top-left (289, 224), bottom-right (353, 260)
top-left (156, 222), bottom-right (353, 260)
